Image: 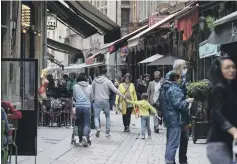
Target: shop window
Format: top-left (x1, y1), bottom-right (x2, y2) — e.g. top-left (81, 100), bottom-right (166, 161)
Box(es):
top-left (105, 8), bottom-right (107, 15)
top-left (121, 8), bottom-right (130, 36)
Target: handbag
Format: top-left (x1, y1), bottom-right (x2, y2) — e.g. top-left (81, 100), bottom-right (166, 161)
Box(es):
top-left (118, 83), bottom-right (130, 110)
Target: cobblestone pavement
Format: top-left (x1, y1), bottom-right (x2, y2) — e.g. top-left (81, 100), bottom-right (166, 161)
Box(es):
top-left (15, 112), bottom-right (210, 164)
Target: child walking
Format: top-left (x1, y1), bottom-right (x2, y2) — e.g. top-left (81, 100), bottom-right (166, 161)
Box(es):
top-left (126, 93), bottom-right (157, 139)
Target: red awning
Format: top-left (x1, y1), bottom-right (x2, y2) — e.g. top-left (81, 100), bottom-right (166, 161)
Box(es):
top-left (177, 7), bottom-right (199, 41)
top-left (85, 51), bottom-right (101, 65)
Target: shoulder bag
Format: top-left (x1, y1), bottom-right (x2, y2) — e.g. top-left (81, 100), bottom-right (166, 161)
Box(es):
top-left (118, 83), bottom-right (130, 110)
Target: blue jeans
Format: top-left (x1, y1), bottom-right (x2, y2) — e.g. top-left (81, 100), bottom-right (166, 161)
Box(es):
top-left (94, 100), bottom-right (110, 134)
top-left (76, 106), bottom-right (91, 139)
top-left (165, 127), bottom-right (181, 164)
top-left (207, 142), bottom-right (234, 164)
top-left (141, 116), bottom-right (151, 136)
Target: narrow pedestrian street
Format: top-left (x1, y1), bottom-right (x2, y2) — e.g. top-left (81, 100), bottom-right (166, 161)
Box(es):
top-left (15, 112), bottom-right (209, 164)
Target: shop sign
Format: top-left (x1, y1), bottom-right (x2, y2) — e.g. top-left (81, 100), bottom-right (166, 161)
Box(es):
top-left (47, 13), bottom-right (57, 30)
top-left (199, 40), bottom-right (220, 59)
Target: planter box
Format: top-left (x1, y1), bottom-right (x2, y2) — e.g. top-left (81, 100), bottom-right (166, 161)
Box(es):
top-left (192, 120), bottom-right (210, 144)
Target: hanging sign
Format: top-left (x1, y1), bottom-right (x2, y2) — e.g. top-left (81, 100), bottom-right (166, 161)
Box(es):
top-left (47, 13), bottom-right (57, 30)
top-left (199, 40), bottom-right (220, 59)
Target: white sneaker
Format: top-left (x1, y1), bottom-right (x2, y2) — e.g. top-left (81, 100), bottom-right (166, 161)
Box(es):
top-left (77, 141), bottom-right (82, 146)
top-left (159, 125), bottom-right (163, 130)
top-left (105, 133), bottom-right (111, 137)
top-left (96, 129), bottom-right (100, 137)
top-left (82, 136), bottom-right (88, 147)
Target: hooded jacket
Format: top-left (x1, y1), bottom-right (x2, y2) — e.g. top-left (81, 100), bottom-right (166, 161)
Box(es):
top-left (161, 81), bottom-right (189, 128)
top-left (73, 82), bottom-right (91, 108)
top-left (92, 75), bottom-right (123, 101)
top-left (77, 81), bottom-right (93, 102)
top-left (126, 99), bottom-right (157, 116)
top-left (162, 71), bottom-right (190, 126)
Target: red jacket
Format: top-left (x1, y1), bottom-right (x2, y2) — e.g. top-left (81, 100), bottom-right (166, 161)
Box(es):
top-left (1, 100), bottom-right (22, 120)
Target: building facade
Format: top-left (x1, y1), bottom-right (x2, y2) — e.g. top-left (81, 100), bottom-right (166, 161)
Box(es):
top-left (47, 21), bottom-right (69, 79)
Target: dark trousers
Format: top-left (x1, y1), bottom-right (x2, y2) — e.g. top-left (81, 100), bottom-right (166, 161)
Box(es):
top-left (179, 127), bottom-right (189, 163)
top-left (122, 107), bottom-right (132, 129)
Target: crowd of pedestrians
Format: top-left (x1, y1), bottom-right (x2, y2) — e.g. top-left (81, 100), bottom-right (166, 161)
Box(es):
top-left (72, 55), bottom-right (237, 164)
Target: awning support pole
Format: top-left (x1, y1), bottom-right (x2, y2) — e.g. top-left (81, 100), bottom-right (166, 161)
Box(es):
top-left (163, 65), bottom-right (165, 78)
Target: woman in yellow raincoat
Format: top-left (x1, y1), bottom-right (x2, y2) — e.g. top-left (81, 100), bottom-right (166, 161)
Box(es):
top-left (116, 73), bottom-right (137, 132)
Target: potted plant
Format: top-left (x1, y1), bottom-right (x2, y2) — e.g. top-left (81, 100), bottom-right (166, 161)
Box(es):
top-left (187, 79), bottom-right (211, 144)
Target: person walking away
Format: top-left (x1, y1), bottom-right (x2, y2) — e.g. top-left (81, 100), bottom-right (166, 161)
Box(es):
top-left (92, 66), bottom-right (125, 137)
top-left (147, 71), bottom-right (163, 133)
top-left (73, 74), bottom-right (93, 147)
top-left (126, 93), bottom-right (157, 139)
top-left (136, 74), bottom-right (150, 100)
top-left (206, 55), bottom-right (237, 164)
top-left (163, 59), bottom-right (190, 164)
top-left (162, 71), bottom-right (193, 164)
top-left (116, 73), bottom-right (137, 132)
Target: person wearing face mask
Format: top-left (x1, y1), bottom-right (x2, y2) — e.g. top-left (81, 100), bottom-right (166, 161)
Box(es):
top-left (160, 59), bottom-right (190, 164)
top-left (206, 55), bottom-right (237, 164)
top-left (147, 71), bottom-right (164, 133)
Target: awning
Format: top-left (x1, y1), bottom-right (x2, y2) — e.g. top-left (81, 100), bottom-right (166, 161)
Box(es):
top-left (65, 1), bottom-right (120, 43)
top-left (47, 1), bottom-right (98, 38)
top-left (127, 5), bottom-right (192, 48)
top-left (138, 54), bottom-right (163, 64)
top-left (148, 55), bottom-right (192, 66)
top-left (63, 63), bottom-right (86, 73)
top-left (47, 38), bottom-right (83, 57)
top-left (85, 51), bottom-right (101, 65)
top-left (46, 52), bottom-right (64, 69)
top-left (101, 25), bottom-right (148, 54)
top-left (199, 40), bottom-right (221, 59)
top-left (63, 62), bottom-right (105, 73)
top-left (207, 11), bottom-right (237, 45)
top-left (84, 62), bottom-right (105, 68)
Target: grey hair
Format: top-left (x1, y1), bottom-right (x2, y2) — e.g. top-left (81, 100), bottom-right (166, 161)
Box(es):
top-left (154, 71), bottom-right (160, 76)
top-left (173, 59), bottom-right (186, 71)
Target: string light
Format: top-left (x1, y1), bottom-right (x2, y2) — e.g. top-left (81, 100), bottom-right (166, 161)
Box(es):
top-left (22, 4), bottom-right (31, 27)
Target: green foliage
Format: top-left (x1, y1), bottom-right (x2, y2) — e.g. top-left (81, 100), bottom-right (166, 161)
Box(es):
top-left (187, 79), bottom-right (211, 100)
top-left (206, 16), bottom-right (215, 31)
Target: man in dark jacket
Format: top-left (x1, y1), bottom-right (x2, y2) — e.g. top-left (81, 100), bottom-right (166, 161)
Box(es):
top-left (136, 74), bottom-right (150, 100)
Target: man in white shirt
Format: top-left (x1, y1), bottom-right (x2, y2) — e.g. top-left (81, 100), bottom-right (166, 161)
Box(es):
top-left (147, 71), bottom-right (163, 133)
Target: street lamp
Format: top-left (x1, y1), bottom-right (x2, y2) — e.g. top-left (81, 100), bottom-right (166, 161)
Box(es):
top-left (199, 16), bottom-right (206, 31)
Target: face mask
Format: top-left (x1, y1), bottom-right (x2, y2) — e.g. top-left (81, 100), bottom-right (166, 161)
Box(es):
top-left (181, 68), bottom-right (188, 76)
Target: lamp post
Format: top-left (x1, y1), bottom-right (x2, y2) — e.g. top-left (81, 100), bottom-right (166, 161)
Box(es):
top-left (199, 16), bottom-right (206, 31)
top-left (199, 16), bottom-right (206, 79)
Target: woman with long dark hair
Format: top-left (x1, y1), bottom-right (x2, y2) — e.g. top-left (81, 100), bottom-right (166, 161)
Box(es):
top-left (207, 55), bottom-right (237, 163)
